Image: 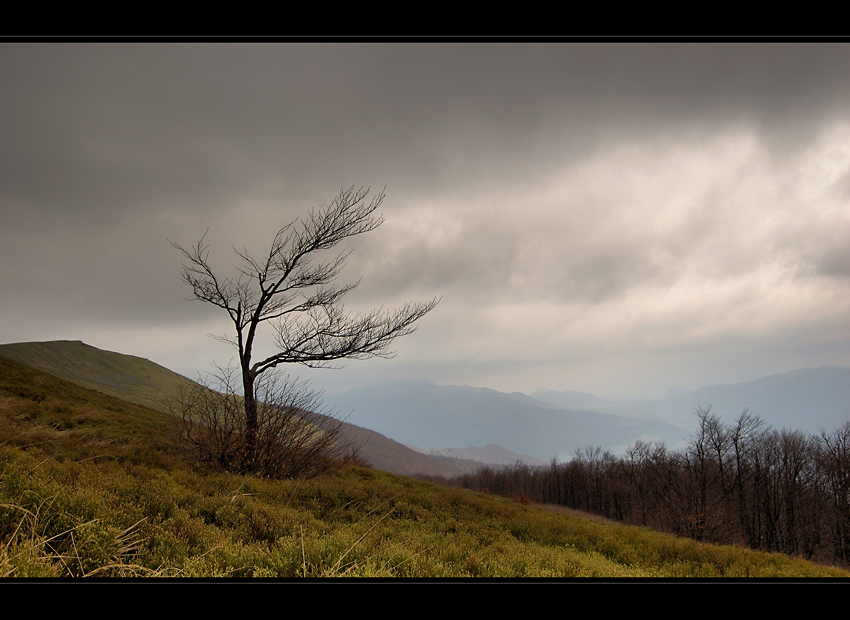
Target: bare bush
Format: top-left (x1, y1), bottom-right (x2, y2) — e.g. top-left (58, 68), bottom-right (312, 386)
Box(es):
top-left (168, 366), bottom-right (356, 479)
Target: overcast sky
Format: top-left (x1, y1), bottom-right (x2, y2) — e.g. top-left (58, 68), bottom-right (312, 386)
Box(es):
top-left (2, 42), bottom-right (849, 398)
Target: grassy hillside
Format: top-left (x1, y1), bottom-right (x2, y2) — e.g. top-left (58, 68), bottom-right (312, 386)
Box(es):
top-left (0, 340), bottom-right (190, 413)
top-left (0, 341), bottom-right (480, 478)
top-left (1, 354), bottom-right (847, 578)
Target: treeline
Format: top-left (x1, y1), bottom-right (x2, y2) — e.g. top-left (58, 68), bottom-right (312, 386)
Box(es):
top-left (434, 407), bottom-right (850, 567)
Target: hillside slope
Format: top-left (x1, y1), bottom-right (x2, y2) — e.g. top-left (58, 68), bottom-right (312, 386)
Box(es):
top-left (0, 341), bottom-right (481, 478)
top-left (0, 340), bottom-right (190, 413)
top-left (1, 354), bottom-right (845, 578)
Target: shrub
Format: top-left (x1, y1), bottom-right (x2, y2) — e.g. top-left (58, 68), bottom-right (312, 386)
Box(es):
top-left (167, 366), bottom-right (357, 480)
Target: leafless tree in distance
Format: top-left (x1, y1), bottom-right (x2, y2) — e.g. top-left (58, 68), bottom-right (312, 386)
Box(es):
top-left (171, 186), bottom-right (440, 476)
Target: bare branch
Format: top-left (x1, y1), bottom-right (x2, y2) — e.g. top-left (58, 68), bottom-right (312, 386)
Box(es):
top-left (257, 297), bottom-right (441, 374)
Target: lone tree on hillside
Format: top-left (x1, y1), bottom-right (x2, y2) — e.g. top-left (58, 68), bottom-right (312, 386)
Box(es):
top-left (171, 186), bottom-right (439, 476)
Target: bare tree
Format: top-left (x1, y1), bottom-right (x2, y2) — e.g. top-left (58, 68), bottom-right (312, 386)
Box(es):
top-left (819, 422), bottom-right (850, 562)
top-left (171, 186), bottom-right (439, 475)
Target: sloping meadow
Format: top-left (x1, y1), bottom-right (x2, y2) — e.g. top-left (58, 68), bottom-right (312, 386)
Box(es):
top-left (1, 355), bottom-right (846, 578)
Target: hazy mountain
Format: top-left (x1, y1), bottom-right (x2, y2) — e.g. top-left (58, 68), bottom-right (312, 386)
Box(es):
top-left (406, 444), bottom-right (550, 467)
top-left (534, 366), bottom-right (850, 434)
top-left (682, 366), bottom-right (850, 431)
top-left (530, 388), bottom-right (615, 412)
top-left (324, 381), bottom-right (690, 461)
top-left (658, 388), bottom-right (695, 400)
top-left (328, 366), bottom-right (850, 461)
top-left (577, 366), bottom-right (849, 433)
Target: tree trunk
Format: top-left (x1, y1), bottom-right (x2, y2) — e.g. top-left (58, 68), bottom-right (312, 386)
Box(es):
top-left (241, 365), bottom-right (258, 472)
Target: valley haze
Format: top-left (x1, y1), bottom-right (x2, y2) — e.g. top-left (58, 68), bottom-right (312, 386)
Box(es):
top-left (1, 42), bottom-right (849, 407)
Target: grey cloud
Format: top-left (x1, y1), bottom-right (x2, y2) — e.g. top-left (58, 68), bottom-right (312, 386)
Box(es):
top-left (7, 44), bottom-right (850, 221)
top-left (792, 226), bottom-right (850, 280)
top-left (348, 211), bottom-right (524, 303)
top-left (3, 42), bottom-right (850, 397)
top-left (551, 245), bottom-right (663, 304)
top-left (817, 246), bottom-right (850, 279)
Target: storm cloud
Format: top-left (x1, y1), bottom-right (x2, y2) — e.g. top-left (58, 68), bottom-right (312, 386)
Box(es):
top-left (1, 42), bottom-right (848, 398)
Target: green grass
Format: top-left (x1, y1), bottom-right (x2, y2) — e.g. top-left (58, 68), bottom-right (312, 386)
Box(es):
top-left (0, 340), bottom-right (192, 413)
top-left (1, 353), bottom-right (847, 578)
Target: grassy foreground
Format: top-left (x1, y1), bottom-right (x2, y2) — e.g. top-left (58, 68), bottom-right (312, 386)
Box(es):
top-left (1, 354), bottom-right (847, 578)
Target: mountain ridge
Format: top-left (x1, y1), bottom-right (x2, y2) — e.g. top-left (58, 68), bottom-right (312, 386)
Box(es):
top-left (530, 365), bottom-right (850, 433)
top-left (323, 381), bottom-right (690, 461)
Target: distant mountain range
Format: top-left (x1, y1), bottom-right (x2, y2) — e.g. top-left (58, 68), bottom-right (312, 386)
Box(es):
top-left (325, 366), bottom-right (850, 461)
top-left (531, 366), bottom-right (850, 433)
top-left (406, 444), bottom-right (551, 467)
top-left (323, 381), bottom-right (690, 461)
top-left (529, 388), bottom-right (615, 413)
